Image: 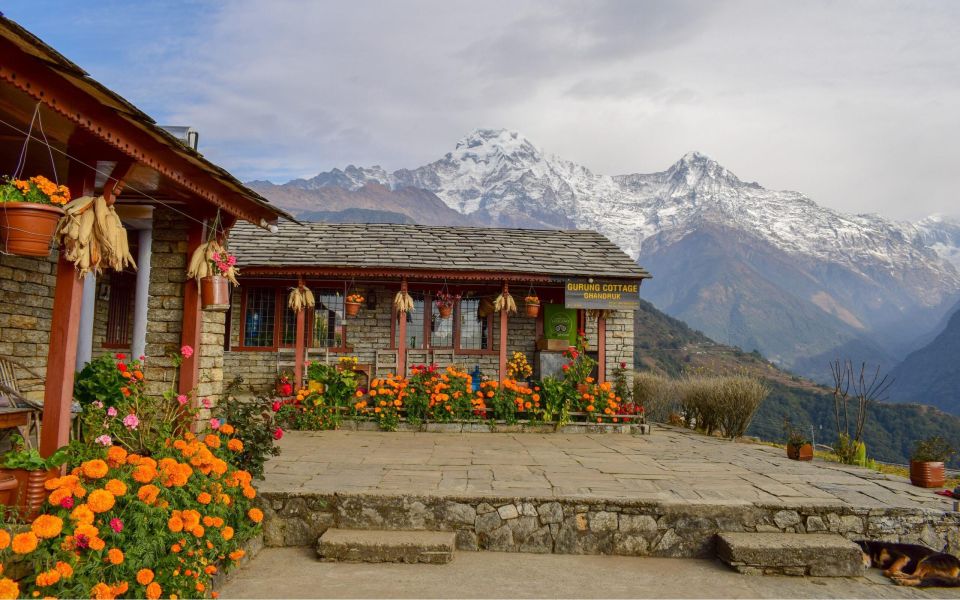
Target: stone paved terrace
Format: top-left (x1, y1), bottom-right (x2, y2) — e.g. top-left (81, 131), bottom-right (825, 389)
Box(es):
top-left (262, 427), bottom-right (952, 511)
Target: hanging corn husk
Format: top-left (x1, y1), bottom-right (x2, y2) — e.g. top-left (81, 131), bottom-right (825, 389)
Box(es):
top-left (186, 239), bottom-right (239, 285)
top-left (287, 286), bottom-right (315, 313)
top-left (55, 195), bottom-right (137, 277)
top-left (493, 292), bottom-right (517, 314)
top-left (477, 296), bottom-right (495, 319)
top-left (393, 290), bottom-right (414, 313)
top-left (587, 309), bottom-right (609, 320)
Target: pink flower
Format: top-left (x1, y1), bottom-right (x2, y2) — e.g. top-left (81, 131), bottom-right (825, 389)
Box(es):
top-left (620, 362), bottom-right (627, 369)
top-left (106, 407), bottom-right (117, 417)
top-left (180, 345), bottom-right (194, 358)
top-left (273, 427), bottom-right (284, 440)
top-left (95, 434), bottom-right (113, 446)
top-left (177, 394), bottom-right (188, 406)
top-left (139, 355), bottom-right (146, 362)
top-left (109, 518), bottom-right (123, 533)
top-left (227, 256), bottom-right (237, 266)
top-left (123, 414), bottom-right (139, 430)
top-left (75, 534), bottom-right (89, 550)
top-left (60, 497), bottom-right (74, 509)
top-left (210, 418), bottom-right (221, 430)
top-left (201, 397), bottom-right (212, 409)
top-left (92, 401), bottom-right (104, 409)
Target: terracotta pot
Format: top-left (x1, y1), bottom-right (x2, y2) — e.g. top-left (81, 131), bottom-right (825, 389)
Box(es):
top-left (437, 304), bottom-right (453, 319)
top-left (0, 203), bottom-right (63, 257)
top-left (345, 301), bottom-right (361, 317)
top-left (910, 460), bottom-right (946, 488)
top-left (0, 468), bottom-right (56, 522)
top-left (524, 302), bottom-right (540, 318)
top-left (786, 443), bottom-right (813, 461)
top-left (200, 275), bottom-right (230, 311)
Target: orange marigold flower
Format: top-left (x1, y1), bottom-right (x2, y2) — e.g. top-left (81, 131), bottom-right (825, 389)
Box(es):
top-left (111, 581), bottom-right (128, 595)
top-left (88, 536), bottom-right (106, 551)
top-left (229, 549), bottom-right (246, 561)
top-left (0, 530), bottom-right (9, 550)
top-left (136, 569), bottom-right (154, 585)
top-left (203, 434), bottom-right (220, 449)
top-left (132, 464), bottom-right (157, 483)
top-left (104, 479), bottom-right (127, 497)
top-left (137, 484), bottom-right (160, 505)
top-left (196, 492), bottom-right (212, 505)
top-left (107, 548), bottom-right (124, 565)
top-left (145, 582), bottom-right (161, 600)
top-left (0, 578), bottom-right (16, 600)
top-left (48, 487), bottom-right (72, 506)
top-left (219, 424), bottom-right (235, 435)
top-left (31, 515), bottom-right (63, 539)
top-left (248, 507), bottom-right (263, 523)
top-left (87, 489), bottom-right (116, 513)
top-left (34, 569), bottom-right (60, 587)
top-left (70, 504), bottom-right (95, 525)
top-left (12, 531), bottom-right (38, 554)
top-left (105, 444), bottom-right (127, 466)
top-left (81, 459), bottom-right (109, 480)
top-left (54, 561), bottom-right (73, 579)
top-left (191, 525), bottom-right (205, 538)
top-left (221, 526), bottom-right (234, 541)
top-left (227, 439), bottom-right (244, 452)
top-left (90, 582), bottom-right (114, 600)
top-left (171, 543), bottom-right (181, 553)
top-left (168, 515), bottom-right (184, 533)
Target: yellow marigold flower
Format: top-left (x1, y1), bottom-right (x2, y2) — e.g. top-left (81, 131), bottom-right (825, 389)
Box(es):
top-left (87, 489), bottom-right (116, 513)
top-left (0, 530), bottom-right (9, 550)
top-left (107, 548), bottom-right (124, 565)
top-left (54, 561), bottom-right (73, 579)
top-left (248, 507), bottom-right (263, 523)
top-left (11, 531), bottom-right (38, 554)
top-left (90, 582), bottom-right (114, 600)
top-left (35, 569), bottom-right (60, 587)
top-left (136, 569), bottom-right (154, 585)
top-left (0, 577), bottom-right (19, 600)
top-left (104, 479), bottom-right (126, 496)
top-left (145, 582), bottom-right (162, 599)
top-left (227, 438), bottom-right (244, 452)
top-left (31, 514), bottom-right (63, 539)
top-left (81, 459), bottom-right (109, 480)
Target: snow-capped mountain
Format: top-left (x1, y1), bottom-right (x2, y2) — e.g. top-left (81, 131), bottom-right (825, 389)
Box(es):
top-left (253, 128), bottom-right (960, 377)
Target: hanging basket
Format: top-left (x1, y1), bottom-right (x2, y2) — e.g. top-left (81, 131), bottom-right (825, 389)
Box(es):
top-left (345, 301), bottom-right (362, 317)
top-left (0, 203), bottom-right (63, 257)
top-left (524, 301), bottom-right (540, 318)
top-left (437, 304), bottom-right (453, 319)
top-left (200, 275), bottom-right (231, 311)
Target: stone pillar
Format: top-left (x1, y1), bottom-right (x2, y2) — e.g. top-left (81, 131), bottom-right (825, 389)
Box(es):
top-left (75, 273), bottom-right (96, 370)
top-left (131, 224), bottom-right (152, 360)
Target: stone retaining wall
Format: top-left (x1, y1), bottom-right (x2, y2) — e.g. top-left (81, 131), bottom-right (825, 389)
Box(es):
top-left (257, 492), bottom-right (960, 558)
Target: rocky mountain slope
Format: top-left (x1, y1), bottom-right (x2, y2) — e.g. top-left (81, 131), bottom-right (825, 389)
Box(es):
top-left (253, 128), bottom-right (960, 380)
top-left (888, 300), bottom-right (960, 414)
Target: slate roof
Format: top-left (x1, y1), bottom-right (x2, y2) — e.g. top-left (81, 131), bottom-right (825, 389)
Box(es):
top-left (231, 222), bottom-right (651, 280)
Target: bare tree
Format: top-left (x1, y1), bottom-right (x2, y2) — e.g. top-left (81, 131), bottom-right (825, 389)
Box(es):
top-left (830, 359), bottom-right (893, 464)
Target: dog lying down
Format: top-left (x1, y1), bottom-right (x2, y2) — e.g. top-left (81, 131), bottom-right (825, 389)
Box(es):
top-left (857, 540), bottom-right (960, 587)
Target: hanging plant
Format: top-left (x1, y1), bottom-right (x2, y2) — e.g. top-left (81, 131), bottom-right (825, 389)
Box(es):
top-left (394, 291), bottom-right (414, 313)
top-left (494, 292), bottom-right (517, 315)
top-left (288, 286), bottom-right (315, 313)
top-left (55, 195), bottom-right (137, 277)
top-left (524, 288), bottom-right (540, 318)
top-left (345, 293), bottom-right (365, 317)
top-left (186, 234), bottom-right (238, 311)
top-left (434, 290), bottom-right (460, 319)
top-left (0, 175), bottom-right (69, 258)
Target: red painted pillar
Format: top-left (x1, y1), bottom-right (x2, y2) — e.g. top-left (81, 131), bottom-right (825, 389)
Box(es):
top-left (396, 279), bottom-right (408, 375)
top-left (597, 312), bottom-right (607, 384)
top-left (498, 282), bottom-right (509, 383)
top-left (294, 281), bottom-right (306, 389)
top-left (178, 221), bottom-right (203, 397)
top-left (40, 169), bottom-right (95, 456)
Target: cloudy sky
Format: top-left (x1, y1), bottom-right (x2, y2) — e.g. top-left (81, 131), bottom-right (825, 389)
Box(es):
top-left (6, 0), bottom-right (960, 220)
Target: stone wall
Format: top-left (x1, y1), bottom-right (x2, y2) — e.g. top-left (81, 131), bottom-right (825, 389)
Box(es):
top-left (0, 253), bottom-right (57, 398)
top-left (224, 284), bottom-right (639, 393)
top-left (258, 492), bottom-right (960, 557)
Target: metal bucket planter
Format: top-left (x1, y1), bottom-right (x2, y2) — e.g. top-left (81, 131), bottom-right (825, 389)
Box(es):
top-left (200, 275), bottom-right (230, 311)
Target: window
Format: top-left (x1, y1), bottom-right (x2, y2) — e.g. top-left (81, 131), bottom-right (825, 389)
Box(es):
top-left (104, 271), bottom-right (135, 347)
top-left (394, 292), bottom-right (425, 348)
top-left (458, 298), bottom-right (490, 350)
top-left (430, 298), bottom-right (453, 348)
top-left (243, 287), bottom-right (276, 347)
top-left (312, 289), bottom-right (345, 348)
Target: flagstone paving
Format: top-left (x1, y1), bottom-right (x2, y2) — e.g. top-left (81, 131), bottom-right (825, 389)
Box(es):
top-left (261, 426), bottom-right (954, 511)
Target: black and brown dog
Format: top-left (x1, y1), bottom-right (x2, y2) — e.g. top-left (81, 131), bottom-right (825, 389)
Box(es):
top-left (857, 540), bottom-right (960, 587)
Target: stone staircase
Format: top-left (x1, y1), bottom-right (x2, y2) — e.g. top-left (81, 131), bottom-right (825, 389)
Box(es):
top-left (717, 532), bottom-right (865, 577)
top-left (317, 528), bottom-right (456, 564)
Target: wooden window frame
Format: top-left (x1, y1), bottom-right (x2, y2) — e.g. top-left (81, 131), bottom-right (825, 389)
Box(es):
top-left (390, 292), bottom-right (496, 355)
top-left (235, 283), bottom-right (352, 352)
top-left (103, 270), bottom-right (136, 349)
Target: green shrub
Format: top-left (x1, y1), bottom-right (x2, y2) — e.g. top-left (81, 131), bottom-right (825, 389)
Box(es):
top-left (912, 436), bottom-right (955, 463)
top-left (73, 354), bottom-right (127, 408)
top-left (215, 378), bottom-right (282, 479)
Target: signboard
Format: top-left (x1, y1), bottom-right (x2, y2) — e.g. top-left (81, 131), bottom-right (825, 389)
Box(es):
top-left (564, 279), bottom-right (641, 310)
top-left (543, 303), bottom-right (577, 346)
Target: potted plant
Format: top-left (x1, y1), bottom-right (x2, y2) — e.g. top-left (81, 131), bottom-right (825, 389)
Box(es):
top-left (0, 175), bottom-right (70, 257)
top-left (786, 431), bottom-right (813, 461)
top-left (187, 237), bottom-right (238, 311)
top-left (345, 293), bottom-right (364, 317)
top-left (910, 436), bottom-right (955, 488)
top-left (0, 436), bottom-right (69, 522)
top-left (524, 294), bottom-right (541, 318)
top-left (434, 290), bottom-right (460, 319)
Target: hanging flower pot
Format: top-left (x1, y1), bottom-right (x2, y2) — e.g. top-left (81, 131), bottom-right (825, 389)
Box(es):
top-left (434, 290), bottom-right (459, 320)
top-left (0, 176), bottom-right (70, 257)
top-left (346, 294), bottom-right (365, 317)
top-left (524, 296), bottom-right (540, 318)
top-left (200, 275), bottom-right (230, 311)
top-left (437, 304), bottom-right (453, 319)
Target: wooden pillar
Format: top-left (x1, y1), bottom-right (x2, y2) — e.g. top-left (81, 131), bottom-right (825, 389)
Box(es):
top-left (597, 311), bottom-right (607, 384)
top-left (498, 281), bottom-right (509, 383)
top-left (396, 278), bottom-right (408, 375)
top-left (294, 278), bottom-right (306, 389)
top-left (178, 221), bottom-right (203, 397)
top-left (40, 168), bottom-right (94, 456)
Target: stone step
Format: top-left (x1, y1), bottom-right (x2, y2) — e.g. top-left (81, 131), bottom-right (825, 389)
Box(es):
top-left (317, 528), bottom-right (456, 564)
top-left (716, 532), bottom-right (864, 577)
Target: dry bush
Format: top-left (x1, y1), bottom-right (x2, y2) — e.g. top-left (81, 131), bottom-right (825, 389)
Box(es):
top-left (678, 375), bottom-right (724, 435)
top-left (671, 373), bottom-right (769, 438)
top-left (632, 372), bottom-right (677, 422)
